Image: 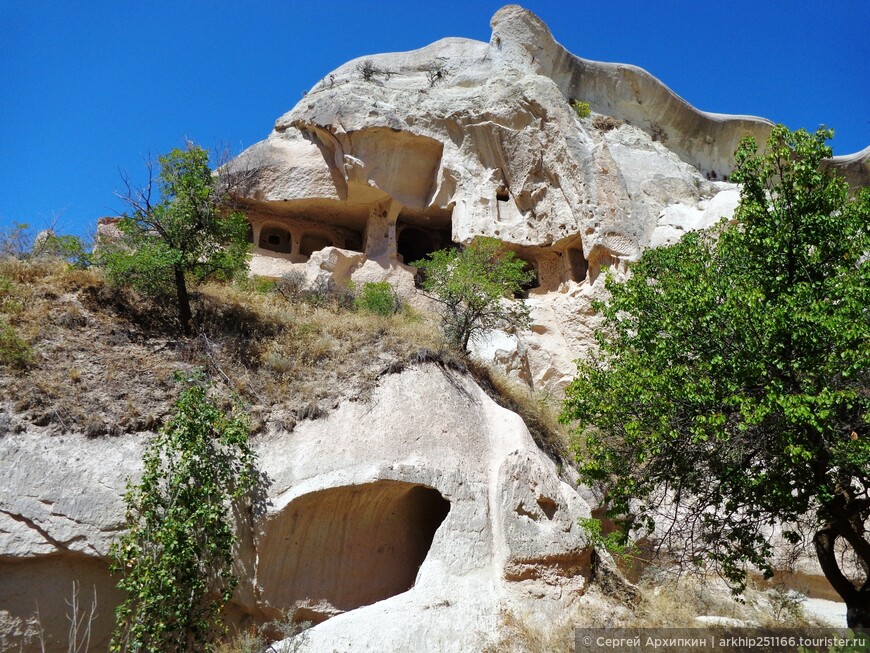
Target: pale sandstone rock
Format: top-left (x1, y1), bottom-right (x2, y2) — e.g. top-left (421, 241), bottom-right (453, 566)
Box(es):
top-left (5, 6), bottom-right (865, 649)
top-left (225, 5), bottom-right (868, 393)
top-left (0, 365), bottom-right (592, 652)
top-left (0, 434), bottom-right (145, 652)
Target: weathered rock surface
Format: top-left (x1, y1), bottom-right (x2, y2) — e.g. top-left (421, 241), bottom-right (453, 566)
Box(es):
top-left (230, 4), bottom-right (867, 393)
top-left (0, 365), bottom-right (592, 652)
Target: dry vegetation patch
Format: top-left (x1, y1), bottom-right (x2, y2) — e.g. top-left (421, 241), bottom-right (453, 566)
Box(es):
top-left (465, 357), bottom-right (571, 461)
top-left (0, 259), bottom-right (446, 437)
top-left (0, 258), bottom-right (571, 475)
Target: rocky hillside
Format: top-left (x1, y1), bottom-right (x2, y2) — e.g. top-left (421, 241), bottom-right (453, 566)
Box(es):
top-left (3, 4), bottom-right (864, 652)
top-left (225, 5), bottom-right (867, 392)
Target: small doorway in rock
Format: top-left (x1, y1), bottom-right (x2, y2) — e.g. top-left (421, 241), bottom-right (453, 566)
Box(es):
top-left (344, 231), bottom-right (363, 253)
top-left (566, 245), bottom-right (588, 282)
top-left (397, 227), bottom-right (438, 267)
top-left (300, 233), bottom-right (333, 258)
top-left (514, 258), bottom-right (539, 298)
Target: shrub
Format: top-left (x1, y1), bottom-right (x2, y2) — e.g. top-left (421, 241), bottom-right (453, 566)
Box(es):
top-left (0, 320), bottom-right (33, 369)
top-left (414, 238), bottom-right (534, 351)
top-left (0, 222), bottom-right (35, 259)
top-left (356, 59), bottom-right (378, 82)
top-left (110, 373), bottom-right (258, 653)
top-left (0, 222), bottom-right (90, 267)
top-left (571, 100), bottom-right (591, 119)
top-left (591, 114), bottom-right (624, 132)
top-left (354, 281), bottom-right (400, 316)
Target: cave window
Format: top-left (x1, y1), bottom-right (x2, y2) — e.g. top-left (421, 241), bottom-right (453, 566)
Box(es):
top-left (300, 233), bottom-right (333, 257)
top-left (245, 222), bottom-right (254, 244)
top-left (259, 225), bottom-right (292, 254)
top-left (398, 227), bottom-right (438, 267)
top-left (496, 186), bottom-right (510, 202)
top-left (566, 245), bottom-right (588, 282)
top-left (514, 258), bottom-right (539, 299)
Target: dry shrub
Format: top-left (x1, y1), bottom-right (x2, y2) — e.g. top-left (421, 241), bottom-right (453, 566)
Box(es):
top-left (598, 574), bottom-right (820, 629)
top-left (592, 114), bottom-right (624, 132)
top-left (1, 258), bottom-right (574, 463)
top-left (0, 259), bottom-right (450, 436)
top-left (483, 609), bottom-right (576, 653)
top-left (465, 358), bottom-right (570, 461)
top-left (217, 612), bottom-right (309, 653)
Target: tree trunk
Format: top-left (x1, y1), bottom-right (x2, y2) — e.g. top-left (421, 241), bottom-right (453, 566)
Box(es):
top-left (174, 266), bottom-right (192, 335)
top-left (814, 528), bottom-right (870, 628)
top-left (846, 594), bottom-right (870, 629)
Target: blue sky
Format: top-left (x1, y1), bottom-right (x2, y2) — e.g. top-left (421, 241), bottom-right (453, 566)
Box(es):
top-left (1, 1), bottom-right (867, 239)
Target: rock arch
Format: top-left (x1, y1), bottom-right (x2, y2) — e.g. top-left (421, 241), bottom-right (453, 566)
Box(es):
top-left (258, 223), bottom-right (292, 254)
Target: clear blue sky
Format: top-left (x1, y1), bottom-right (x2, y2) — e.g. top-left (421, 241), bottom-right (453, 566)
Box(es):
top-left (1, 1), bottom-right (867, 239)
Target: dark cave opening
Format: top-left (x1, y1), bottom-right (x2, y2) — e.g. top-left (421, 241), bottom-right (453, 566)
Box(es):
top-left (259, 225), bottom-right (292, 254)
top-left (397, 226), bottom-right (439, 266)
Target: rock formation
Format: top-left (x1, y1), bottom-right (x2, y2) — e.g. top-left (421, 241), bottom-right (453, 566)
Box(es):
top-left (1, 365), bottom-right (591, 652)
top-left (227, 4), bottom-right (867, 392)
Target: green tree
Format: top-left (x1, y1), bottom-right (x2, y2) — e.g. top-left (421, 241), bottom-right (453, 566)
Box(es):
top-left (0, 221), bottom-right (89, 267)
top-left (110, 374), bottom-right (257, 652)
top-left (99, 144), bottom-right (250, 334)
top-left (413, 237), bottom-right (534, 351)
top-left (562, 126), bottom-right (870, 627)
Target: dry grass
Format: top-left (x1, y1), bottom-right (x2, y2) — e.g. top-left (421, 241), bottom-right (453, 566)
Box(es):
top-left (465, 358), bottom-right (571, 462)
top-left (0, 258), bottom-right (444, 437)
top-left (0, 257), bottom-right (571, 469)
top-left (590, 573), bottom-right (823, 629)
top-left (483, 609), bottom-right (577, 653)
top-left (0, 258), bottom-right (180, 435)
top-left (484, 577), bottom-right (832, 653)
top-left (216, 612), bottom-right (309, 653)
top-left (483, 572), bottom-right (825, 652)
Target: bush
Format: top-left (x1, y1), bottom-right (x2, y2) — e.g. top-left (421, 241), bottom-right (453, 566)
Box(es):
top-left (571, 100), bottom-right (591, 119)
top-left (592, 114), bottom-right (624, 132)
top-left (0, 320), bottom-right (33, 369)
top-left (414, 238), bottom-right (533, 351)
top-left (0, 222), bottom-right (36, 259)
top-left (110, 373), bottom-right (258, 653)
top-left (0, 222), bottom-right (90, 267)
top-left (354, 282), bottom-right (400, 316)
top-left (356, 59), bottom-right (379, 82)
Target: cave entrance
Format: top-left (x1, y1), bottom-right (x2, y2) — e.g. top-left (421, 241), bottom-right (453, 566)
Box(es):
top-left (397, 227), bottom-right (439, 266)
top-left (300, 233), bottom-right (333, 258)
top-left (257, 480), bottom-right (450, 623)
top-left (514, 258), bottom-right (540, 299)
top-left (565, 243), bottom-right (588, 282)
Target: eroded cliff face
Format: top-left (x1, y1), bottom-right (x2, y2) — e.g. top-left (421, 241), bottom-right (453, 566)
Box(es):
top-left (226, 4), bottom-right (867, 392)
top-left (0, 365), bottom-right (592, 652)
